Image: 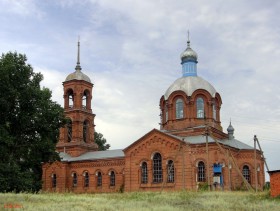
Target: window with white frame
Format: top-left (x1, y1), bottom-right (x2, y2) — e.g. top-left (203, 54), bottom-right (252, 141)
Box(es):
top-left (167, 160), bottom-right (175, 183)
top-left (110, 171), bottom-right (115, 186)
top-left (153, 153), bottom-right (163, 183)
top-left (72, 172), bottom-right (77, 187)
top-left (198, 161), bottom-right (205, 182)
top-left (84, 172), bottom-right (89, 187)
top-left (242, 165), bottom-right (250, 184)
top-left (97, 172), bottom-right (102, 187)
top-left (141, 162), bottom-right (148, 184)
top-left (176, 99), bottom-right (184, 119)
top-left (165, 104), bottom-right (168, 122)
top-left (196, 97), bottom-right (204, 118)
top-left (212, 101), bottom-right (217, 120)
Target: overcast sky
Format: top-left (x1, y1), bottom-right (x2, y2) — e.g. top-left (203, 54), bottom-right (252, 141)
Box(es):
top-left (1, 0), bottom-right (279, 176)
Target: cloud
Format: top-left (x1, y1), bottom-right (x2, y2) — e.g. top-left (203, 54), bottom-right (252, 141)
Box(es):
top-left (34, 67), bottom-right (64, 105)
top-left (0, 0), bottom-right (44, 18)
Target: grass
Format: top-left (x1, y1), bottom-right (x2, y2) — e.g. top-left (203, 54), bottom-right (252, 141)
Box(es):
top-left (0, 191), bottom-right (279, 211)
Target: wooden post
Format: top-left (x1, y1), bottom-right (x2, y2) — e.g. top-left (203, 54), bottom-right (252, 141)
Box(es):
top-left (182, 140), bottom-right (186, 190)
top-left (227, 149), bottom-right (231, 191)
top-left (210, 134), bottom-right (254, 191)
top-left (206, 126), bottom-right (211, 191)
top-left (254, 136), bottom-right (258, 192)
top-left (255, 135), bottom-right (269, 171)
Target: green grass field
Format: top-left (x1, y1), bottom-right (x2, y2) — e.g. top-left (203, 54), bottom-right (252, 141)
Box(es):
top-left (0, 191), bottom-right (279, 211)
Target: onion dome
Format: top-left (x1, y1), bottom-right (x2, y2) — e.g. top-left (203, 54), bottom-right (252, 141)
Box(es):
top-left (65, 41), bottom-right (91, 83)
top-left (180, 39), bottom-right (198, 63)
top-left (181, 33), bottom-right (198, 77)
top-left (227, 121), bottom-right (235, 140)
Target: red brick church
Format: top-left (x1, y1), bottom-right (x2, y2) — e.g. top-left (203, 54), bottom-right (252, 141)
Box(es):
top-left (42, 38), bottom-right (265, 193)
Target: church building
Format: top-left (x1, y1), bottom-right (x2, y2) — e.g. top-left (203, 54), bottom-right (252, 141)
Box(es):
top-left (42, 38), bottom-right (265, 193)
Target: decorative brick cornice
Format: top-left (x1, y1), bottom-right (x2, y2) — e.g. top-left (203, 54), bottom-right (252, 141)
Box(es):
top-left (69, 159), bottom-right (125, 168)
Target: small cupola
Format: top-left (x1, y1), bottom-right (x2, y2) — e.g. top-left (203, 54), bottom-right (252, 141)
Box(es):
top-left (180, 32), bottom-right (198, 77)
top-left (227, 121), bottom-right (235, 140)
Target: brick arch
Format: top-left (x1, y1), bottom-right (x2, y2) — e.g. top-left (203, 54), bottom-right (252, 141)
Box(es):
top-left (191, 89), bottom-right (213, 120)
top-left (108, 169), bottom-right (116, 186)
top-left (165, 157), bottom-right (175, 164)
top-left (168, 90), bottom-right (188, 104)
top-left (82, 88), bottom-right (91, 95)
top-left (108, 168), bottom-right (116, 175)
top-left (192, 89), bottom-right (213, 100)
top-left (65, 87), bottom-right (74, 97)
top-left (64, 88), bottom-right (75, 109)
top-left (82, 88), bottom-right (91, 110)
top-left (214, 92), bottom-right (222, 106)
top-left (82, 169), bottom-right (89, 175)
top-left (194, 158), bottom-right (207, 167)
top-left (71, 170), bottom-right (77, 175)
top-left (150, 151), bottom-right (162, 160)
top-left (239, 162), bottom-right (252, 170)
top-left (166, 91), bottom-right (188, 121)
top-left (159, 95), bottom-right (165, 108)
top-left (95, 169), bottom-right (103, 175)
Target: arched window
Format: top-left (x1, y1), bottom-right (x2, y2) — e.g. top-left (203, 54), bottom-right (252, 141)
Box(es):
top-left (83, 120), bottom-right (89, 142)
top-left (153, 153), bottom-right (163, 183)
top-left (198, 161), bottom-right (205, 182)
top-left (72, 172), bottom-right (77, 187)
top-left (82, 90), bottom-right (90, 109)
top-left (212, 101), bottom-right (217, 120)
top-left (110, 171), bottom-right (115, 186)
top-left (67, 89), bottom-right (74, 108)
top-left (52, 174), bottom-right (57, 188)
top-left (167, 160), bottom-right (175, 183)
top-left (97, 172), bottom-right (102, 187)
top-left (66, 119), bottom-right (72, 142)
top-left (176, 99), bottom-right (184, 119)
top-left (84, 172), bottom-right (89, 187)
top-left (196, 97), bottom-right (204, 118)
top-left (141, 162), bottom-right (148, 184)
top-left (242, 165), bottom-right (250, 184)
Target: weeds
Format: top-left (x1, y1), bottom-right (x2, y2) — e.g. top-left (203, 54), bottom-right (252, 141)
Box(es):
top-left (0, 191), bottom-right (279, 211)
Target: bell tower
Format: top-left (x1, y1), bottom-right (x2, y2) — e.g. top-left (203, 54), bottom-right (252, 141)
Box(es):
top-left (56, 41), bottom-right (98, 156)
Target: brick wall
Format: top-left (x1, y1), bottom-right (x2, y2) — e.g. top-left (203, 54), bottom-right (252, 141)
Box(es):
top-left (123, 129), bottom-right (265, 192)
top-left (269, 170), bottom-right (280, 197)
top-left (42, 158), bottom-right (125, 193)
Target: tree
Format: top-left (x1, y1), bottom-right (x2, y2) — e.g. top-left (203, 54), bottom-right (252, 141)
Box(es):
top-left (94, 131), bottom-right (110, 151)
top-left (0, 52), bottom-right (65, 192)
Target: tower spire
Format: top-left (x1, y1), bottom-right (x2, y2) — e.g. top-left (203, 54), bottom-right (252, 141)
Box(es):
top-left (75, 36), bottom-right (82, 71)
top-left (187, 30), bottom-right (190, 48)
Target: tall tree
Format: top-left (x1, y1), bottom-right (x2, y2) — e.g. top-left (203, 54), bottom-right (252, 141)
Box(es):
top-left (94, 131), bottom-right (110, 151)
top-left (0, 52), bottom-right (65, 192)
